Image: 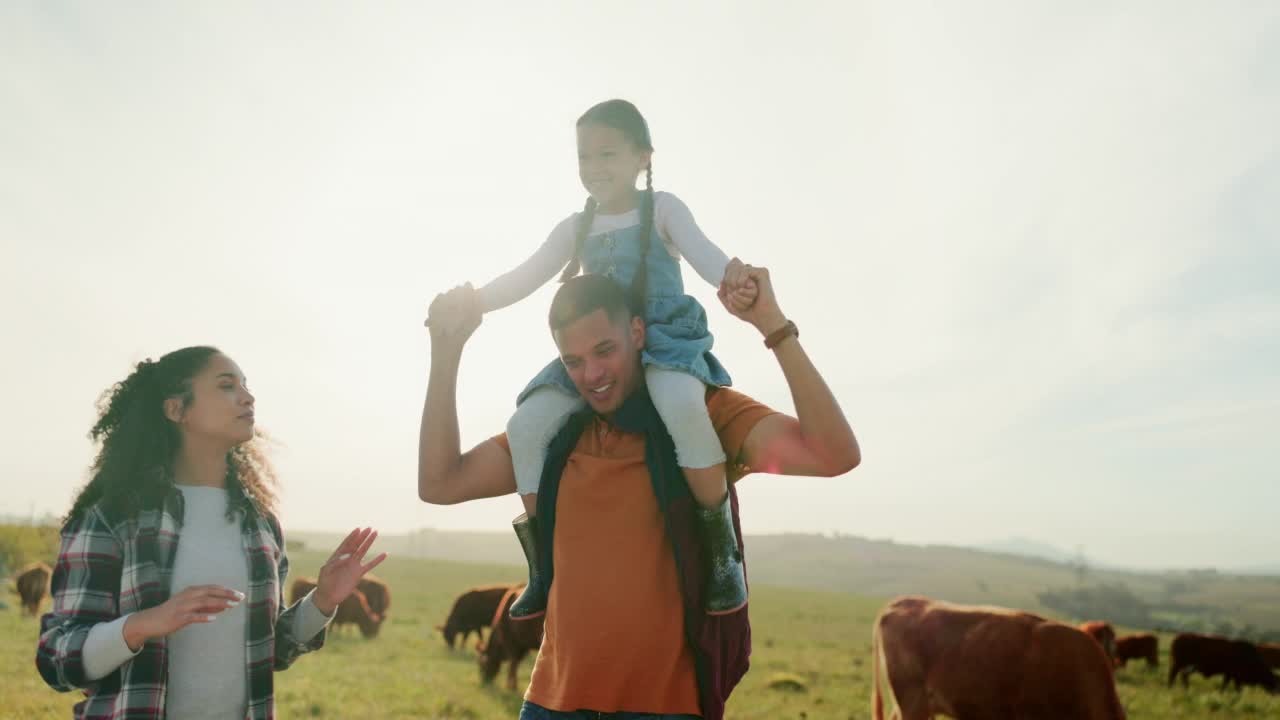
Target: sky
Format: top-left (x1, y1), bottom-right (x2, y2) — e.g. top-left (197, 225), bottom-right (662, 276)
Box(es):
top-left (2, 1), bottom-right (1277, 571)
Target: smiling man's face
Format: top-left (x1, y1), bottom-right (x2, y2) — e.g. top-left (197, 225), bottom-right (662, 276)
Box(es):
top-left (553, 307), bottom-right (645, 416)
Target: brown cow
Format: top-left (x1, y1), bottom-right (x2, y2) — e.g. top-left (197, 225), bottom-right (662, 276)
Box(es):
top-left (872, 596), bottom-right (1126, 720)
top-left (357, 575), bottom-right (391, 619)
top-left (478, 585), bottom-right (544, 690)
top-left (15, 562), bottom-right (52, 616)
top-left (436, 584), bottom-right (512, 650)
top-left (1168, 633), bottom-right (1278, 692)
top-left (290, 577), bottom-right (383, 639)
top-left (1258, 642), bottom-right (1280, 670)
top-left (1114, 633), bottom-right (1159, 668)
top-left (1080, 621), bottom-right (1117, 662)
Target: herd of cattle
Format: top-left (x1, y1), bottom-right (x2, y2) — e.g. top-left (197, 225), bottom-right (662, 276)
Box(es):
top-left (870, 596), bottom-right (1279, 720)
top-left (8, 562), bottom-right (1280, 716)
top-left (284, 577), bottom-right (547, 691)
top-left (429, 584), bottom-right (1280, 715)
top-left (283, 576), bottom-right (545, 690)
top-left (436, 584), bottom-right (546, 690)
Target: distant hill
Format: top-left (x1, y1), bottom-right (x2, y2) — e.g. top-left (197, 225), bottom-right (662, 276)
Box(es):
top-left (1232, 563), bottom-right (1280, 576)
top-left (290, 528), bottom-right (1280, 635)
top-left (973, 537), bottom-right (1076, 564)
top-left (970, 538), bottom-right (1278, 577)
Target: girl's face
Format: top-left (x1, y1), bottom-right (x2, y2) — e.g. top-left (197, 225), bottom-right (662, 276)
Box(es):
top-left (167, 353), bottom-right (256, 449)
top-left (577, 123), bottom-right (651, 212)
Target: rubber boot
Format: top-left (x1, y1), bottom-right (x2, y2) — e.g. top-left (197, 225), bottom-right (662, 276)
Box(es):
top-left (697, 494), bottom-right (748, 615)
top-left (508, 513), bottom-right (547, 620)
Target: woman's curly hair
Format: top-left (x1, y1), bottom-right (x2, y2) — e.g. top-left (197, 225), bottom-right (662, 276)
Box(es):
top-left (66, 346), bottom-right (279, 524)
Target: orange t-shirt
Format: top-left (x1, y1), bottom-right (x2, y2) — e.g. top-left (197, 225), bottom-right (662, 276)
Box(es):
top-left (493, 387), bottom-right (776, 715)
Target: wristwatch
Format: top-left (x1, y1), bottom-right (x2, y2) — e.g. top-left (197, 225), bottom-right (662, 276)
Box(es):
top-left (763, 320), bottom-right (799, 350)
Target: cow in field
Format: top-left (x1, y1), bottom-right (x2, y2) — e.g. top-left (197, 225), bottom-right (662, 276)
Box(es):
top-left (1114, 633), bottom-right (1159, 668)
top-left (15, 562), bottom-right (52, 616)
top-left (1258, 642), bottom-right (1280, 671)
top-left (478, 585), bottom-right (544, 690)
top-left (872, 596), bottom-right (1125, 720)
top-left (1080, 621), bottom-right (1117, 662)
top-left (1168, 633), bottom-right (1278, 692)
top-left (437, 584), bottom-right (512, 649)
top-left (357, 575), bottom-right (391, 619)
top-left (290, 576), bottom-right (384, 638)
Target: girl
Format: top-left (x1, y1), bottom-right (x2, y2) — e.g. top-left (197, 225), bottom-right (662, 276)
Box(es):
top-left (431, 99), bottom-right (759, 619)
top-left (36, 346), bottom-right (386, 720)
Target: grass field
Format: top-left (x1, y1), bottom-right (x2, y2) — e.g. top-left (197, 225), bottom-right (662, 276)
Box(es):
top-left (4, 551), bottom-right (1278, 719)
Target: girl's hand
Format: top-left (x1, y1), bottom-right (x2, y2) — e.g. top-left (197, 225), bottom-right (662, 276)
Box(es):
top-left (122, 584), bottom-right (244, 651)
top-left (426, 283), bottom-right (482, 344)
top-left (717, 264), bottom-right (786, 336)
top-left (719, 257), bottom-right (759, 313)
top-left (313, 527), bottom-right (388, 616)
top-left (728, 281), bottom-right (758, 313)
top-left (721, 258), bottom-right (749, 292)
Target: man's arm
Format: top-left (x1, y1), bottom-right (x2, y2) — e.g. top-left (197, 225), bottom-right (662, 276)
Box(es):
top-left (719, 264), bottom-right (861, 478)
top-left (418, 284), bottom-right (518, 505)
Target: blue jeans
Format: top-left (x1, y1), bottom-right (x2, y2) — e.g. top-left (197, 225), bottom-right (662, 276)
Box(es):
top-left (518, 700), bottom-right (700, 719)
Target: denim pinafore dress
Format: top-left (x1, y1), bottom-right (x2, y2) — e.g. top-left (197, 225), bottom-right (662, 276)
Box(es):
top-left (517, 215), bottom-right (732, 404)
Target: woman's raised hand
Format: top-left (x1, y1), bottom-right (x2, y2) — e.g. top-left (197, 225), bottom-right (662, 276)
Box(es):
top-left (313, 527), bottom-right (388, 616)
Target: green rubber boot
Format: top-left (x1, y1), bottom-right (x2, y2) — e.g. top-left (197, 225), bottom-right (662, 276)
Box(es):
top-left (697, 494), bottom-right (748, 615)
top-left (508, 513), bottom-right (547, 620)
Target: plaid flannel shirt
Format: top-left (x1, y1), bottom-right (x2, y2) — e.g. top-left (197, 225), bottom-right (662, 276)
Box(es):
top-left (36, 487), bottom-right (325, 719)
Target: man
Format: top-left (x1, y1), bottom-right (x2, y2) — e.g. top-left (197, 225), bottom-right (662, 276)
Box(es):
top-left (418, 264), bottom-right (859, 720)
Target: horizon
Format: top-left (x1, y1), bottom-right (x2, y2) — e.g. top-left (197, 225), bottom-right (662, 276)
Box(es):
top-left (8, 506), bottom-right (1269, 576)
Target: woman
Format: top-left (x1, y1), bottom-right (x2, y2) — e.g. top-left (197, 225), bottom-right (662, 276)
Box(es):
top-left (36, 346), bottom-right (385, 719)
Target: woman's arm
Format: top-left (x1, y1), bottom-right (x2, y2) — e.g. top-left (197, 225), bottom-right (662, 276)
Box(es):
top-left (273, 524), bottom-right (387, 671)
top-left (268, 516), bottom-right (328, 671)
top-left (35, 508), bottom-right (126, 691)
